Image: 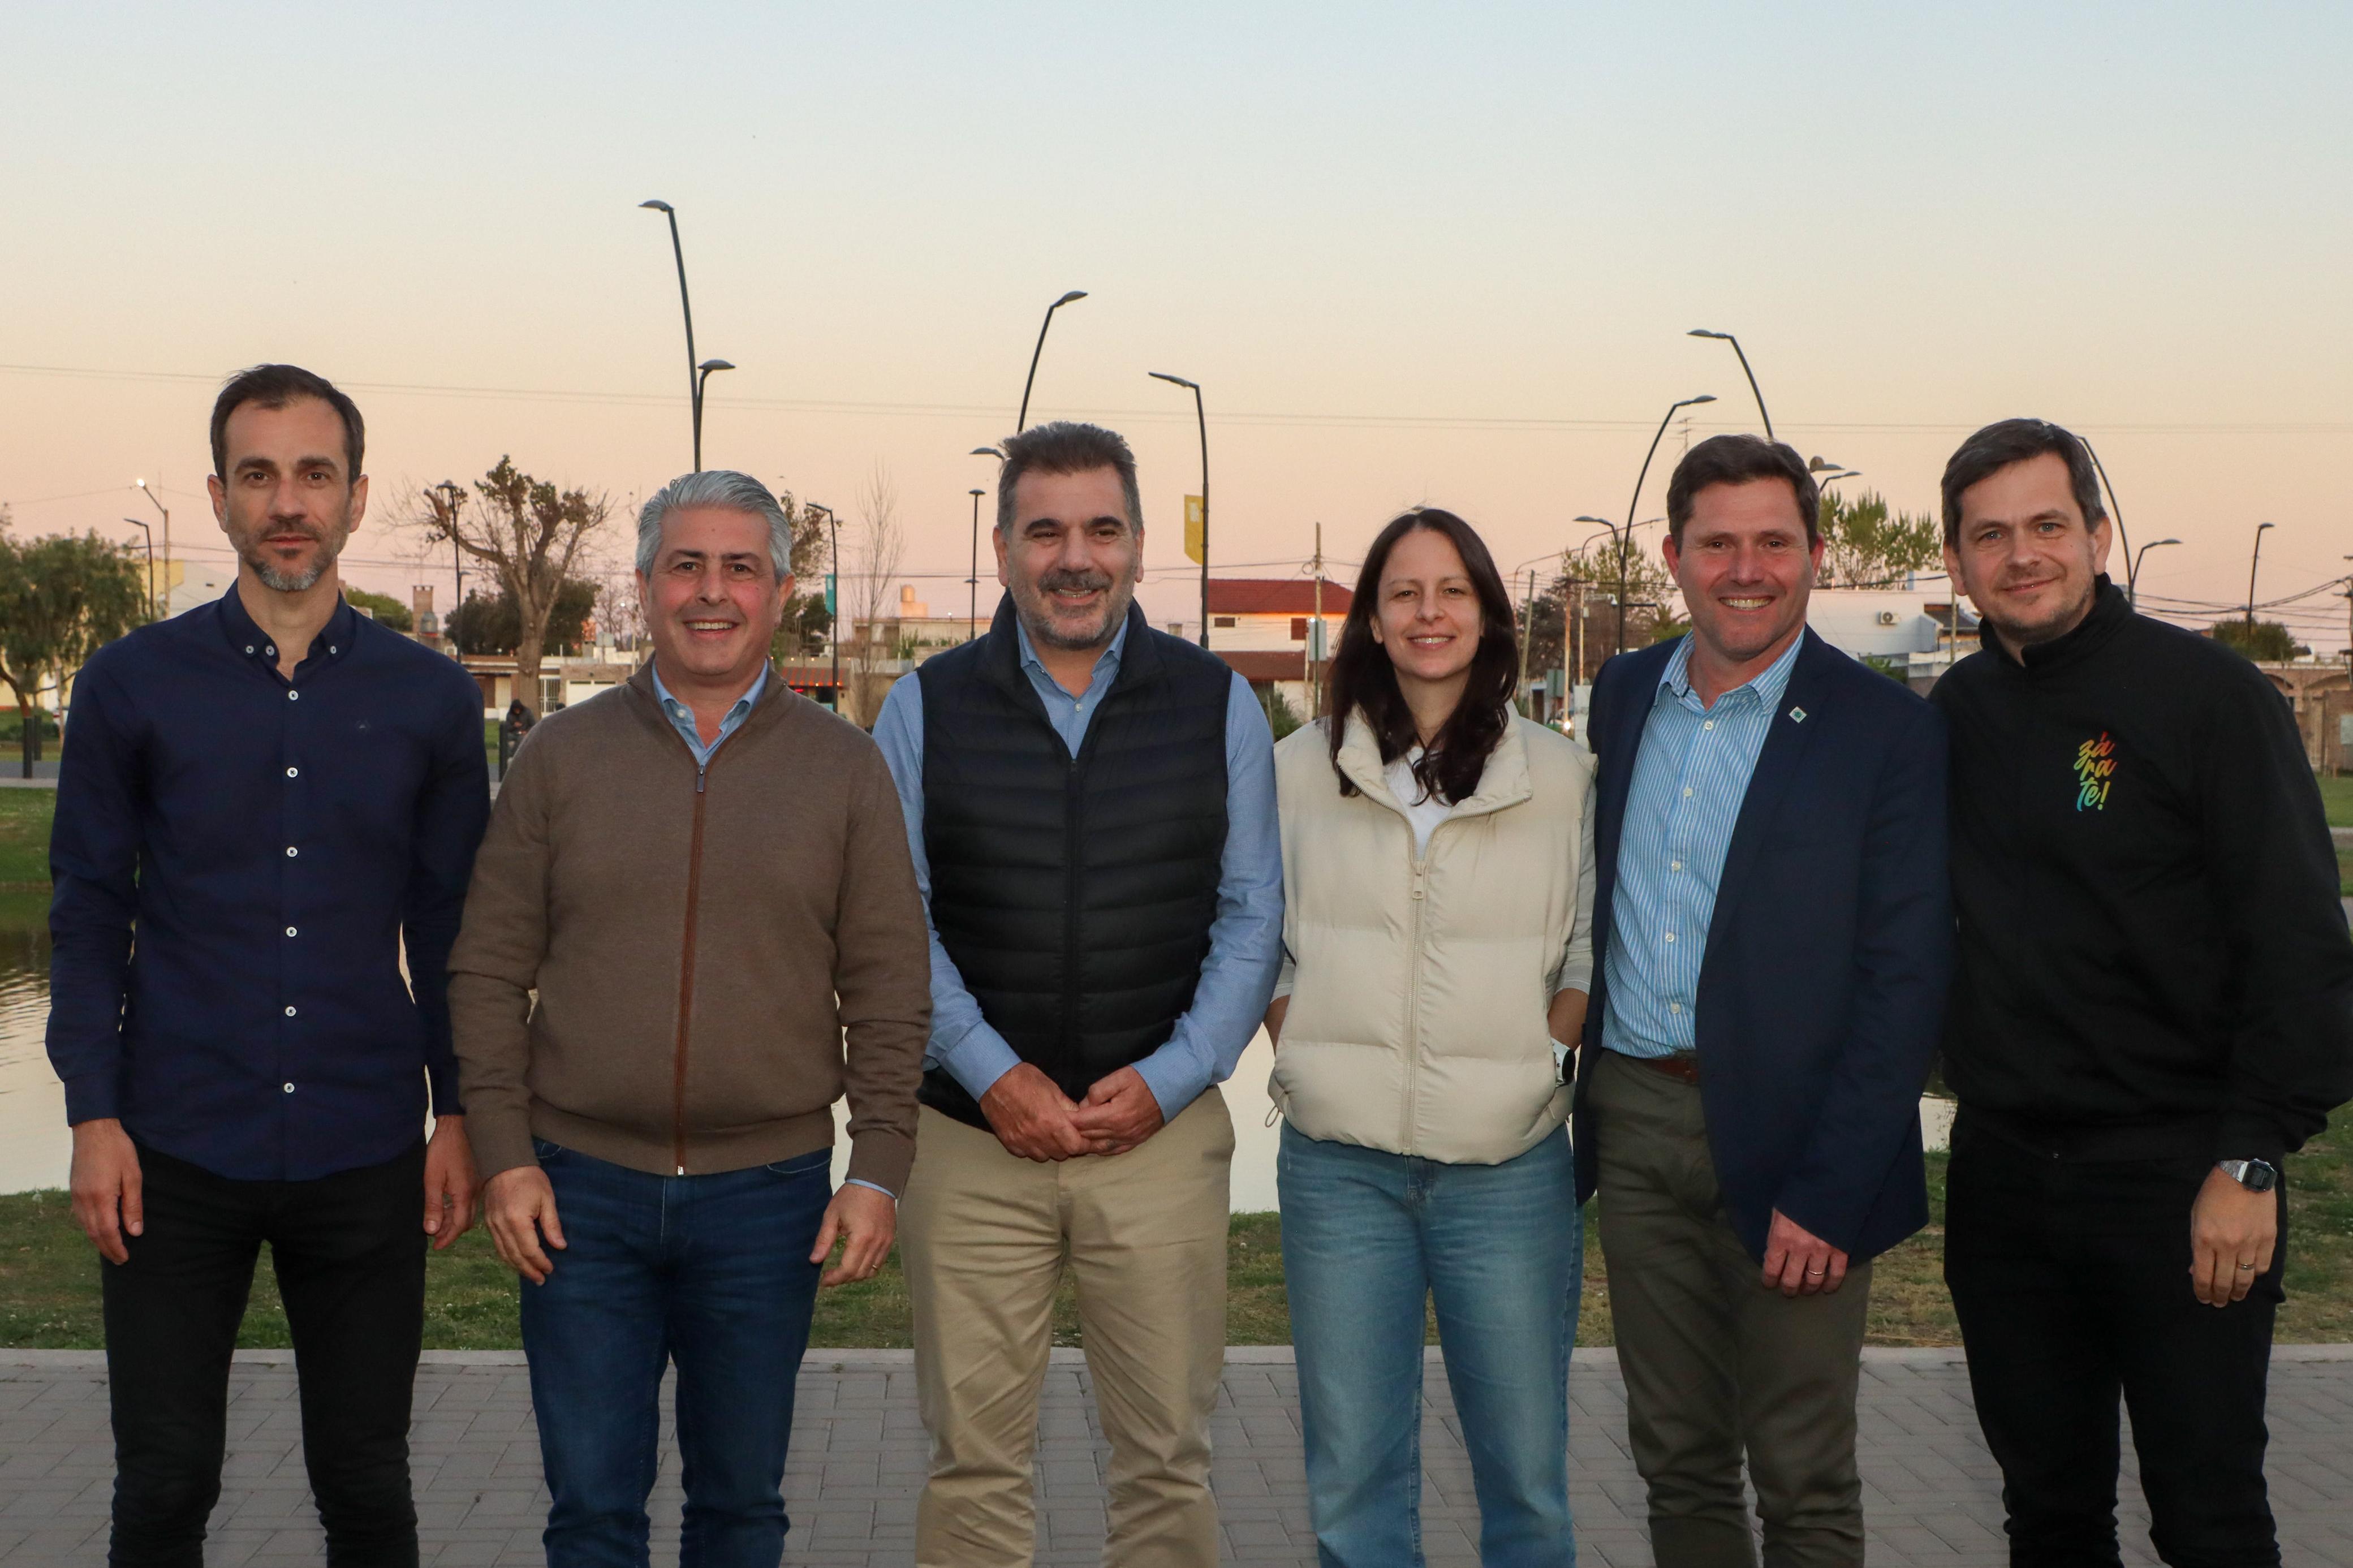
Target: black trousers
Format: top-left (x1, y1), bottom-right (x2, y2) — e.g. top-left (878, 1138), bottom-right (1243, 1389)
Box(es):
top-left (1943, 1115), bottom-right (2284, 1568)
top-left (102, 1142), bottom-right (428, 1568)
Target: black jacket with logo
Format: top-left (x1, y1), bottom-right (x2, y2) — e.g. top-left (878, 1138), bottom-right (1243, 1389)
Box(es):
top-left (1932, 578), bottom-right (2353, 1164)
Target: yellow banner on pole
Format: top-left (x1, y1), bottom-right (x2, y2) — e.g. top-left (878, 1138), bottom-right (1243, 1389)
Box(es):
top-left (1183, 495), bottom-right (1205, 565)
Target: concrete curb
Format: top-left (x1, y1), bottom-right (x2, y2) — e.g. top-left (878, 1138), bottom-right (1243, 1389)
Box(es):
top-left (7, 1342), bottom-right (2352, 1372)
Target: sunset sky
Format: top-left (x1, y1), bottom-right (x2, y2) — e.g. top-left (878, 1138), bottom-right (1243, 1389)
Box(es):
top-left (6, 2), bottom-right (2348, 647)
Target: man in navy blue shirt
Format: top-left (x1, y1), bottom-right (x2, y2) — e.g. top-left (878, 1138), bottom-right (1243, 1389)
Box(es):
top-left (48, 364), bottom-right (489, 1567)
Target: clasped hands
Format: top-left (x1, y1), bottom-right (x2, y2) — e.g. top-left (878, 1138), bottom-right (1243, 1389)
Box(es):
top-left (980, 1062), bottom-right (1163, 1162)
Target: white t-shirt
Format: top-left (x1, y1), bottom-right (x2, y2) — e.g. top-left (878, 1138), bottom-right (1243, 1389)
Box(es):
top-left (1384, 748), bottom-right (1455, 859)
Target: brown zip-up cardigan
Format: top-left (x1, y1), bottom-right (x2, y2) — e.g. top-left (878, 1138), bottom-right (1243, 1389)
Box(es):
top-left (448, 665), bottom-right (929, 1194)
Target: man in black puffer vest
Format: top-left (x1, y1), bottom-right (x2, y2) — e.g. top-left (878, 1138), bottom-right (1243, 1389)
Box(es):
top-left (873, 421), bottom-right (1283, 1568)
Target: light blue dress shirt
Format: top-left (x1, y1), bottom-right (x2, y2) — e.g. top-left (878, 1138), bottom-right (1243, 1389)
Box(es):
top-left (649, 659), bottom-right (897, 1200)
top-left (1601, 634), bottom-right (1804, 1059)
top-left (870, 618), bottom-right (1285, 1122)
top-left (649, 661), bottom-right (767, 767)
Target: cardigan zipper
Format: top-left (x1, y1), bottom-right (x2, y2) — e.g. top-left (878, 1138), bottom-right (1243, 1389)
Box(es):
top-left (671, 760), bottom-right (710, 1175)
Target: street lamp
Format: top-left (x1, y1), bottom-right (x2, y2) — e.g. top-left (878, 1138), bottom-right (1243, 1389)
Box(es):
top-left (1016, 291), bottom-right (1088, 432)
top-left (2127, 538), bottom-right (2180, 609)
top-left (694, 359), bottom-right (734, 469)
top-left (1619, 395), bottom-right (1718, 654)
top-left (638, 199), bottom-right (711, 469)
top-left (1688, 330), bottom-right (1771, 441)
top-left (119, 518), bottom-right (156, 620)
top-left (2248, 522), bottom-right (2275, 634)
top-left (809, 503), bottom-right (840, 707)
top-left (968, 488), bottom-right (986, 639)
top-left (133, 480), bottom-right (169, 612)
top-left (1149, 372), bottom-right (1209, 647)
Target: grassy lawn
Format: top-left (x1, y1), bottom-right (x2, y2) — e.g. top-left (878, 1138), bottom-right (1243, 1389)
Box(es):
top-left (0, 789), bottom-right (54, 889)
top-left (8, 1117), bottom-right (2351, 1349)
top-left (2318, 773), bottom-right (2353, 829)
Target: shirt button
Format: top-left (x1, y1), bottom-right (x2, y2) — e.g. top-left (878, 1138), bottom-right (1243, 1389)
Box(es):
top-left (286, 926), bottom-right (298, 937)
top-left (283, 1082), bottom-right (296, 1094)
top-left (1703, 721), bottom-right (1714, 731)
top-left (284, 1005), bottom-right (298, 1016)
top-left (1671, 860), bottom-right (1683, 871)
top-left (286, 846), bottom-right (299, 858)
top-left (287, 690), bottom-right (300, 701)
top-left (286, 766), bottom-right (299, 778)
top-left (1670, 1002), bottom-right (1683, 1014)
top-left (1682, 787), bottom-right (1693, 798)
top-left (265, 645), bottom-right (276, 657)
top-left (245, 645), bottom-right (256, 654)
top-left (1663, 932), bottom-right (1676, 943)
top-left (329, 645), bottom-right (338, 654)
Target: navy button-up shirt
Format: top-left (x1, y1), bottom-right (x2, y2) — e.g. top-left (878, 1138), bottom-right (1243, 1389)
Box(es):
top-left (47, 587), bottom-right (490, 1182)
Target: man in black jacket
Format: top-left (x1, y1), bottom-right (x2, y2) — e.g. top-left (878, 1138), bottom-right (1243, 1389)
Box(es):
top-left (1933, 417), bottom-right (2353, 1567)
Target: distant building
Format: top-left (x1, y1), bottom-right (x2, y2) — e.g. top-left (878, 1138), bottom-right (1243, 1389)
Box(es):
top-left (1203, 578), bottom-right (1352, 722)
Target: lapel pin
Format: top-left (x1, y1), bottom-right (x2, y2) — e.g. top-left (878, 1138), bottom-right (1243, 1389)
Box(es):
top-left (1788, 706), bottom-right (1807, 723)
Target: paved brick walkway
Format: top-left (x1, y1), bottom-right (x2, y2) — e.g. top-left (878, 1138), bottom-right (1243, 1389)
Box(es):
top-left (4, 1346), bottom-right (2350, 1565)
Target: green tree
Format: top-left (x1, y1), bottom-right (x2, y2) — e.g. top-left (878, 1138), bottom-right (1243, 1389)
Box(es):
top-left (2209, 620), bottom-right (2304, 661)
top-left (449, 580), bottom-right (598, 657)
top-left (768, 489), bottom-right (834, 660)
top-left (1522, 535), bottom-right (1682, 683)
top-left (344, 588), bottom-right (413, 632)
top-left (413, 459), bottom-right (614, 717)
top-left (0, 528), bottom-right (151, 777)
top-left (1816, 490), bottom-right (1941, 589)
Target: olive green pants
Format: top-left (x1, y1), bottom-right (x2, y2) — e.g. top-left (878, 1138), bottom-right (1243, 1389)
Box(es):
top-left (1590, 1049), bottom-right (1873, 1568)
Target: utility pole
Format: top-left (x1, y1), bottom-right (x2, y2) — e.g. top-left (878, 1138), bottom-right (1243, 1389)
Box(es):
top-left (1518, 569), bottom-right (1536, 716)
top-left (1310, 523), bottom-right (1325, 718)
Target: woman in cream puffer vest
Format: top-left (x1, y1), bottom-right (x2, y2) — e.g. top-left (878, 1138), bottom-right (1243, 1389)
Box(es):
top-left (1265, 507), bottom-right (1595, 1567)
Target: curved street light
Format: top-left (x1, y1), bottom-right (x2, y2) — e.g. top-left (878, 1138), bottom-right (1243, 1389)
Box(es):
top-left (119, 518), bottom-right (157, 619)
top-left (1016, 291), bottom-right (1088, 432)
top-left (1618, 395), bottom-right (1717, 653)
top-left (968, 488), bottom-right (988, 639)
top-left (1149, 372), bottom-right (1209, 647)
top-left (637, 200), bottom-right (709, 469)
top-left (1688, 330), bottom-right (1771, 441)
top-left (133, 480), bottom-right (170, 610)
top-left (693, 359), bottom-right (734, 469)
top-left (2248, 522), bottom-right (2275, 634)
top-left (2127, 537), bottom-right (2180, 610)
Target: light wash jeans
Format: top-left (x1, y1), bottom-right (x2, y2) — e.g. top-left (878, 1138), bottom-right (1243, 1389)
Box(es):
top-left (1278, 1122), bottom-right (1583, 1567)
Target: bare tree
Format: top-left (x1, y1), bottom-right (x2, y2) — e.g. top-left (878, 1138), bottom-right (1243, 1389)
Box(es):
top-left (412, 458), bottom-right (614, 716)
top-left (846, 461), bottom-right (907, 725)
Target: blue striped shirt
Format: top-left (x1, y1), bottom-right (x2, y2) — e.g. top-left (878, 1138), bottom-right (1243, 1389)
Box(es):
top-left (1600, 634), bottom-right (1804, 1059)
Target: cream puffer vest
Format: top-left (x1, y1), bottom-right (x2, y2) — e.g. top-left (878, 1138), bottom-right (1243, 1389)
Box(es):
top-left (1269, 711), bottom-right (1597, 1165)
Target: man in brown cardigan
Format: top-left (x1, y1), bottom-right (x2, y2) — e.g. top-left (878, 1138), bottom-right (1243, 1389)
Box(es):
top-left (449, 469), bottom-right (929, 1567)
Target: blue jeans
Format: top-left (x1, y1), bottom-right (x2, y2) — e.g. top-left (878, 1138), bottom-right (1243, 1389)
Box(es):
top-left (519, 1142), bottom-right (830, 1568)
top-left (1279, 1122), bottom-right (1583, 1568)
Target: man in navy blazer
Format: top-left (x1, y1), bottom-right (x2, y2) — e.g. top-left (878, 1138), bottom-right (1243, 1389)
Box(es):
top-left (1572, 434), bottom-right (1950, 1568)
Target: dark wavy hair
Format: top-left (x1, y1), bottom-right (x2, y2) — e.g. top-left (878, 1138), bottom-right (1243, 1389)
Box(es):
top-left (1324, 508), bottom-right (1519, 804)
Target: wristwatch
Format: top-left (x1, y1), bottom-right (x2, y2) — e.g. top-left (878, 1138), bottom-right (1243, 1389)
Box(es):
top-left (2218, 1158), bottom-right (2279, 1192)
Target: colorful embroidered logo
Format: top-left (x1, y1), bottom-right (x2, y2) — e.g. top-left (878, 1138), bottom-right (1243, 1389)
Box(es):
top-left (2073, 732), bottom-right (2116, 812)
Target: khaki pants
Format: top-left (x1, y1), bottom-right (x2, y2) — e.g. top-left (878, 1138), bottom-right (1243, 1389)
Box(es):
top-left (901, 1088), bottom-right (1234, 1568)
top-left (1589, 1049), bottom-right (1872, 1568)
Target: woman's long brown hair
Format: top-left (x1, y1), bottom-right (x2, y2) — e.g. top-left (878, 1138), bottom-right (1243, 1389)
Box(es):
top-left (1324, 508), bottom-right (1520, 804)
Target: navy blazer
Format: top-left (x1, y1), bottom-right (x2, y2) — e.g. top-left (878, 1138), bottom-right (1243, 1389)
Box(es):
top-left (1573, 629), bottom-right (1951, 1263)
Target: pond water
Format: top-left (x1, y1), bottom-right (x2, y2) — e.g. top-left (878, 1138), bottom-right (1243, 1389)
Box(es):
top-left (0, 892), bottom-right (1290, 1209)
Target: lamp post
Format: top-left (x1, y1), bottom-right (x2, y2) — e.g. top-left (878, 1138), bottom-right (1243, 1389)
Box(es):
top-left (2127, 538), bottom-right (2180, 609)
top-left (2248, 522), bottom-right (2275, 635)
top-left (1149, 372), bottom-right (1209, 647)
top-left (693, 359), bottom-right (734, 469)
top-left (1618, 395), bottom-right (1718, 654)
top-left (638, 199), bottom-right (709, 469)
top-left (133, 480), bottom-right (169, 612)
top-left (968, 489), bottom-right (986, 639)
top-left (1688, 330), bottom-right (1770, 441)
top-left (810, 503), bottom-right (839, 707)
top-left (1016, 291), bottom-right (1087, 432)
top-left (119, 518), bottom-right (156, 620)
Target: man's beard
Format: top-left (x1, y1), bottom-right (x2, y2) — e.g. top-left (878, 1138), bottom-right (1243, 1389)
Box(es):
top-left (238, 519), bottom-right (348, 593)
top-left (1014, 566), bottom-right (1136, 651)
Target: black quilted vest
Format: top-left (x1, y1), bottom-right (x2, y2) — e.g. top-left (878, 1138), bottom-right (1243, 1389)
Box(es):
top-left (916, 596), bottom-right (1232, 1128)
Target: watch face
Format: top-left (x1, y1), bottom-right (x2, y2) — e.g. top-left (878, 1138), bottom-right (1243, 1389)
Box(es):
top-left (2227, 1160), bottom-right (2279, 1192)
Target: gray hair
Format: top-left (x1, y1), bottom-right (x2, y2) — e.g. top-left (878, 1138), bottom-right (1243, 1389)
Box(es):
top-left (635, 469), bottom-right (794, 578)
